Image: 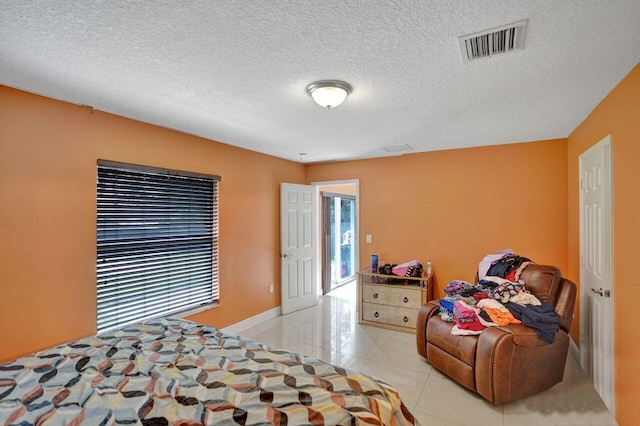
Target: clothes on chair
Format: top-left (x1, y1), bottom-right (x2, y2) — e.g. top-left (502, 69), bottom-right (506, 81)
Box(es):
top-left (486, 254), bottom-right (532, 279)
top-left (443, 280), bottom-right (475, 296)
top-left (453, 300), bottom-right (485, 332)
top-left (510, 291), bottom-right (541, 306)
top-left (477, 298), bottom-right (521, 326)
top-left (503, 301), bottom-right (561, 343)
top-left (477, 249), bottom-right (514, 280)
top-left (490, 279), bottom-right (526, 303)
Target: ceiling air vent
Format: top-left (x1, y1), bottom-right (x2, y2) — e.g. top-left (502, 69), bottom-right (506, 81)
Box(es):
top-left (382, 144), bottom-right (413, 153)
top-left (458, 19), bottom-right (528, 63)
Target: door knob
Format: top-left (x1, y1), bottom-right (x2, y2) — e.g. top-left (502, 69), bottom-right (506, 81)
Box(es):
top-left (281, 253), bottom-right (290, 259)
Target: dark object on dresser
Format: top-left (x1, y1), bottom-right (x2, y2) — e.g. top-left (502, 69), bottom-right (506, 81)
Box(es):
top-left (416, 264), bottom-right (576, 404)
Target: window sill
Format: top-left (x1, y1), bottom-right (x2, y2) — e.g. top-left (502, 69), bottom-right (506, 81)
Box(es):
top-left (177, 302), bottom-right (220, 319)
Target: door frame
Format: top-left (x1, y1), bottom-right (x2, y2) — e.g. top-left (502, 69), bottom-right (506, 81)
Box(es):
top-left (312, 179), bottom-right (360, 298)
top-left (578, 134), bottom-right (615, 413)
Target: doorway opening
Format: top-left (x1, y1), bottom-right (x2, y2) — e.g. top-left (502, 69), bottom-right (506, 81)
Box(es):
top-left (315, 181), bottom-right (358, 295)
top-left (323, 192), bottom-right (356, 291)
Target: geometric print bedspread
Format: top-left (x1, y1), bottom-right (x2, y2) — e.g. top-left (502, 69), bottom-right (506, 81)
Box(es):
top-left (0, 318), bottom-right (417, 425)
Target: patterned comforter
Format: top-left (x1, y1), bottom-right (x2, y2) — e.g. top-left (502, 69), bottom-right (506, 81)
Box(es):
top-left (0, 318), bottom-right (417, 425)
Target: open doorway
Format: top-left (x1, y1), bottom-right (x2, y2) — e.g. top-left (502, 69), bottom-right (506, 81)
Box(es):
top-left (315, 181), bottom-right (358, 295)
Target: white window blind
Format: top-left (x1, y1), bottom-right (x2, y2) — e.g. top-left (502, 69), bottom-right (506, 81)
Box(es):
top-left (96, 161), bottom-right (220, 332)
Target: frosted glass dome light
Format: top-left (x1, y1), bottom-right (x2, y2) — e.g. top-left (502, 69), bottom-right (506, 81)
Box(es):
top-left (307, 80), bottom-right (352, 109)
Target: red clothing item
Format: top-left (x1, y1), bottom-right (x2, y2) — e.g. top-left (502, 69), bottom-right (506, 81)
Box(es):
top-left (474, 292), bottom-right (489, 303)
top-left (453, 301), bottom-right (485, 332)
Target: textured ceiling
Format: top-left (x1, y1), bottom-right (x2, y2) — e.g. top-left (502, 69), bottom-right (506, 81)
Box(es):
top-left (2, 1), bottom-right (639, 163)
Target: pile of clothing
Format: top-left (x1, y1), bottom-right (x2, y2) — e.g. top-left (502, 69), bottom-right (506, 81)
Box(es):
top-left (438, 252), bottom-right (561, 344)
top-left (378, 259), bottom-right (423, 277)
top-left (478, 249), bottom-right (533, 282)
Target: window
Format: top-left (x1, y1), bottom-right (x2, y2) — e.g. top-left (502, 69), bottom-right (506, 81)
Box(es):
top-left (96, 161), bottom-right (219, 332)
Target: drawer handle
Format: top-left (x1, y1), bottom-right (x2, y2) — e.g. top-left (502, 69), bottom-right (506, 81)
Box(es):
top-left (403, 316), bottom-right (409, 323)
top-left (374, 312), bottom-right (379, 318)
top-left (373, 293), bottom-right (379, 299)
top-left (403, 296), bottom-right (409, 303)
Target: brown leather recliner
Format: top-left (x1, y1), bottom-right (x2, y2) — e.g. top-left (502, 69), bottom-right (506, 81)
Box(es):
top-left (416, 264), bottom-right (577, 405)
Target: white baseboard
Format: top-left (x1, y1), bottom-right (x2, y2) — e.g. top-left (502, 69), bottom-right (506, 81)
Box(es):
top-left (569, 336), bottom-right (580, 362)
top-left (221, 306), bottom-right (281, 334)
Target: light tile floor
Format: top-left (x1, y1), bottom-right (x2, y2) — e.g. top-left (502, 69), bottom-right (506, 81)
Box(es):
top-left (240, 281), bottom-right (617, 426)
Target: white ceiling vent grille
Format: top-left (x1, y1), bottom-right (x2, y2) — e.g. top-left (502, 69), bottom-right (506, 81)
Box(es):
top-left (382, 144), bottom-right (413, 153)
top-left (458, 19), bottom-right (528, 63)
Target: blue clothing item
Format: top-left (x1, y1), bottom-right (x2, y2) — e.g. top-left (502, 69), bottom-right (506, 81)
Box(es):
top-left (439, 298), bottom-right (455, 313)
top-left (477, 279), bottom-right (499, 290)
top-left (503, 300), bottom-right (561, 344)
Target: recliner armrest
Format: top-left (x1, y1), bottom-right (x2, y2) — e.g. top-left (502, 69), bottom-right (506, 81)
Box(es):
top-left (555, 278), bottom-right (577, 333)
top-left (481, 324), bottom-right (549, 348)
top-left (475, 325), bottom-right (570, 404)
top-left (416, 301), bottom-right (441, 358)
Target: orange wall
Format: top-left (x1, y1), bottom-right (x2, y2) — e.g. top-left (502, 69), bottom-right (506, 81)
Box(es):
top-left (0, 86), bottom-right (305, 363)
top-left (567, 64), bottom-right (640, 425)
top-left (307, 140), bottom-right (569, 297)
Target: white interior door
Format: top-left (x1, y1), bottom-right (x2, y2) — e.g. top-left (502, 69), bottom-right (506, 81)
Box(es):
top-left (579, 135), bottom-right (614, 412)
top-left (280, 183), bottom-right (318, 315)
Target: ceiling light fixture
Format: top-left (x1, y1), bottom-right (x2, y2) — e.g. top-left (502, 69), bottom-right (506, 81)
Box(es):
top-left (307, 80), bottom-right (352, 109)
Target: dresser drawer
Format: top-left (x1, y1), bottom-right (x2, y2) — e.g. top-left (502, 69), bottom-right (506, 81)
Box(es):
top-left (362, 284), bottom-right (422, 309)
top-left (362, 302), bottom-right (418, 329)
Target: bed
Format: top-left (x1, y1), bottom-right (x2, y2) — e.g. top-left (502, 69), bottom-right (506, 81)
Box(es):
top-left (0, 318), bottom-right (417, 425)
